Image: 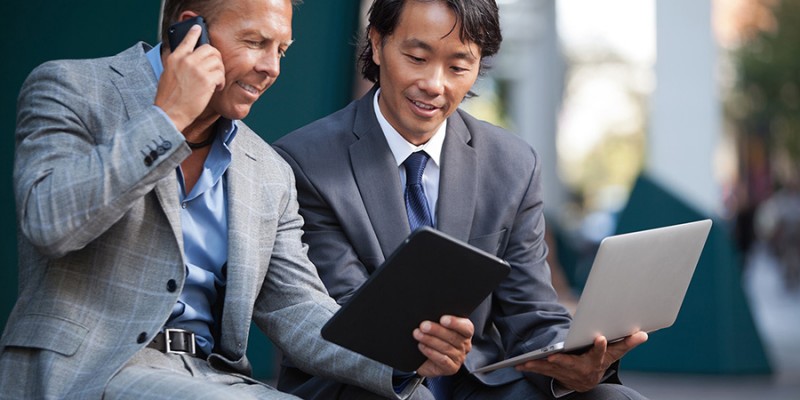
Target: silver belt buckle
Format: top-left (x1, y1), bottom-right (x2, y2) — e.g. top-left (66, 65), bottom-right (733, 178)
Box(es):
top-left (164, 328), bottom-right (196, 355)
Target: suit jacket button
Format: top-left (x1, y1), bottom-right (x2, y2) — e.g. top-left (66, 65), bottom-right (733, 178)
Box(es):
top-left (137, 332), bottom-right (148, 344)
top-left (144, 155), bottom-right (153, 166)
top-left (166, 279), bottom-right (178, 292)
top-left (150, 150), bottom-right (159, 160)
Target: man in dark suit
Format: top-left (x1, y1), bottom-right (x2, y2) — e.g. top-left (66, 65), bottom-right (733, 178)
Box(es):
top-left (274, 0), bottom-right (649, 398)
top-left (0, 0), bottom-right (473, 398)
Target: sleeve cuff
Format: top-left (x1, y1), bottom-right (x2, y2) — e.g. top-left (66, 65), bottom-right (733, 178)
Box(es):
top-left (392, 370), bottom-right (422, 394)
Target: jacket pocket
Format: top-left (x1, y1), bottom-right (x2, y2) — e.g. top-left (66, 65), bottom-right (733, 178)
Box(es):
top-left (2, 313), bottom-right (89, 356)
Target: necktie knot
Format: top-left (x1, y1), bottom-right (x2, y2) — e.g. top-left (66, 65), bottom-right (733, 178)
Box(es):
top-left (403, 151), bottom-right (430, 187)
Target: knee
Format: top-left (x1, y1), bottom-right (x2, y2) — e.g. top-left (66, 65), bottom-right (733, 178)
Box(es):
top-left (407, 385), bottom-right (436, 400)
top-left (579, 384), bottom-right (648, 400)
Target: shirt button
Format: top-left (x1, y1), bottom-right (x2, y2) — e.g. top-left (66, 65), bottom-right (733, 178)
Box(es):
top-left (166, 279), bottom-right (178, 292)
top-left (137, 332), bottom-right (148, 344)
top-left (181, 202), bottom-right (188, 209)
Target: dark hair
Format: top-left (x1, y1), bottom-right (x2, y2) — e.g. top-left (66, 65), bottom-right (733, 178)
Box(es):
top-left (359, 0), bottom-right (502, 84)
top-left (160, 0), bottom-right (302, 44)
top-left (161, 0), bottom-right (223, 44)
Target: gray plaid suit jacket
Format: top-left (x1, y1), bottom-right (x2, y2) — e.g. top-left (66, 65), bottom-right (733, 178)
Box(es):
top-left (0, 43), bottom-right (401, 399)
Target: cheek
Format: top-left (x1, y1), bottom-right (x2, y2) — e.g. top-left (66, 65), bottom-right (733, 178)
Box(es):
top-left (221, 54), bottom-right (250, 77)
top-left (452, 77), bottom-right (477, 98)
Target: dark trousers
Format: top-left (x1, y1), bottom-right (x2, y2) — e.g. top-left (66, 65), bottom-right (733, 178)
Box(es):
top-left (277, 365), bottom-right (648, 400)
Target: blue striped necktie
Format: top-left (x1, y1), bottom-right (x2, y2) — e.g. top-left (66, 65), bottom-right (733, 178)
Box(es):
top-left (402, 151), bottom-right (451, 399)
top-left (403, 151), bottom-right (433, 231)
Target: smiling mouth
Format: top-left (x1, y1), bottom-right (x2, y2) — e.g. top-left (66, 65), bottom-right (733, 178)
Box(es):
top-left (411, 99), bottom-right (438, 111)
top-left (236, 81), bottom-right (260, 95)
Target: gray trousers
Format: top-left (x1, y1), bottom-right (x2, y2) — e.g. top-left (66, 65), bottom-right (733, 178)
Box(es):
top-left (104, 348), bottom-right (299, 400)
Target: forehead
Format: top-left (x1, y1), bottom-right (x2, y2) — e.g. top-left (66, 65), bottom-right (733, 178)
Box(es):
top-left (391, 0), bottom-right (479, 57)
top-left (212, 0), bottom-right (293, 38)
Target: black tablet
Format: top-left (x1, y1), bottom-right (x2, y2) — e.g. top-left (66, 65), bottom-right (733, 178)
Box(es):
top-left (321, 227), bottom-right (511, 371)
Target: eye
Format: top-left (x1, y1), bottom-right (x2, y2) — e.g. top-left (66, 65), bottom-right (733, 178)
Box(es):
top-left (451, 66), bottom-right (469, 73)
top-left (245, 40), bottom-right (263, 48)
top-left (405, 53), bottom-right (425, 63)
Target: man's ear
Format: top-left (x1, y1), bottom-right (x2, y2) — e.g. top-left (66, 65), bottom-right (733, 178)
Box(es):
top-left (177, 10), bottom-right (200, 22)
top-left (369, 27), bottom-right (382, 66)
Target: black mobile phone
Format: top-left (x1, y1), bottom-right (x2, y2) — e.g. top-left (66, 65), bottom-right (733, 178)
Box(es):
top-left (167, 16), bottom-right (210, 51)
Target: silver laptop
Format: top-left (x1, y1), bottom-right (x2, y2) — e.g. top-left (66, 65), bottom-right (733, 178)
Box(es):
top-left (472, 219), bottom-right (712, 374)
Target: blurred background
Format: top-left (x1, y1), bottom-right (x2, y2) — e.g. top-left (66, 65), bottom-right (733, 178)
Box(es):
top-left (0, 0), bottom-right (798, 398)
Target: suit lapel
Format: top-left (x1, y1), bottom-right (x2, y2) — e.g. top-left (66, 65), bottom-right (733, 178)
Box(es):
top-left (154, 177), bottom-right (185, 254)
top-left (109, 42), bottom-right (185, 253)
top-left (218, 129), bottom-right (260, 355)
top-left (436, 111), bottom-right (477, 242)
top-left (350, 91), bottom-right (411, 257)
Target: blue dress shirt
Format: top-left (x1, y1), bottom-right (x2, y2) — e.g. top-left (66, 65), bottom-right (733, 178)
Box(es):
top-left (146, 44), bottom-right (236, 355)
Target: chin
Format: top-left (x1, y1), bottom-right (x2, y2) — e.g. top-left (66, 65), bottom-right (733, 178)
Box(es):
top-left (224, 106), bottom-right (253, 121)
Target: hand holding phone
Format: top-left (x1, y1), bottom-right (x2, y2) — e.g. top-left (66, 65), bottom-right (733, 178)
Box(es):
top-left (167, 16), bottom-right (210, 52)
top-left (156, 15), bottom-right (223, 132)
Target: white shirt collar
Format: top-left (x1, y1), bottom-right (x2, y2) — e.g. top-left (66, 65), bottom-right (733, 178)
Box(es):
top-left (373, 88), bottom-right (447, 167)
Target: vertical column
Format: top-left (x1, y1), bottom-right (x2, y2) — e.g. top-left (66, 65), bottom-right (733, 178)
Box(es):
top-left (649, 0), bottom-right (721, 214)
top-left (497, 0), bottom-right (566, 212)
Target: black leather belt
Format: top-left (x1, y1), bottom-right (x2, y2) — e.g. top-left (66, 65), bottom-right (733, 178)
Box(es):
top-left (147, 328), bottom-right (199, 357)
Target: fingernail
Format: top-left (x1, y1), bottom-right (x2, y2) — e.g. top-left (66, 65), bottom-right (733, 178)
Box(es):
top-left (441, 316), bottom-right (451, 326)
top-left (421, 321), bottom-right (432, 332)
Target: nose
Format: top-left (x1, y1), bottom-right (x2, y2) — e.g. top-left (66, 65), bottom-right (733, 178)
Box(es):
top-left (417, 65), bottom-right (445, 96)
top-left (255, 48), bottom-right (281, 78)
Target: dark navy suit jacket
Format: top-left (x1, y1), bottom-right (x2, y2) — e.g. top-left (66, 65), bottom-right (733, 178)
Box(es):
top-left (275, 86), bottom-right (577, 395)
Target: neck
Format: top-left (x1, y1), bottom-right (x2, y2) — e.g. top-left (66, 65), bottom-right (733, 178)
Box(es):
top-left (400, 132), bottom-right (433, 147)
top-left (183, 110), bottom-right (221, 144)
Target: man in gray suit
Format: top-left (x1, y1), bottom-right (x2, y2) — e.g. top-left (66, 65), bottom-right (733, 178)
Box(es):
top-left (274, 0), bottom-right (649, 399)
top-left (0, 0), bottom-right (474, 398)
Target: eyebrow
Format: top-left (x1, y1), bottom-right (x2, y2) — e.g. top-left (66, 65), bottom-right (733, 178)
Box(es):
top-left (239, 29), bottom-right (294, 48)
top-left (401, 38), bottom-right (479, 62)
